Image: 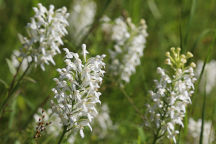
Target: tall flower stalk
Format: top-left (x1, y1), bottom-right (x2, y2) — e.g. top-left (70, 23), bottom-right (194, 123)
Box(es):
top-left (145, 47), bottom-right (196, 143)
top-left (51, 44), bottom-right (106, 142)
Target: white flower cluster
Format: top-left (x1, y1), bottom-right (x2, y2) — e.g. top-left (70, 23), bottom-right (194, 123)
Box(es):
top-left (68, 0), bottom-right (96, 44)
top-left (51, 44), bottom-right (106, 138)
top-left (196, 60), bottom-right (216, 94)
top-left (105, 17), bottom-right (148, 84)
top-left (92, 104), bottom-right (117, 139)
top-left (19, 3), bottom-right (69, 71)
top-left (188, 118), bottom-right (215, 144)
top-left (146, 48), bottom-right (196, 143)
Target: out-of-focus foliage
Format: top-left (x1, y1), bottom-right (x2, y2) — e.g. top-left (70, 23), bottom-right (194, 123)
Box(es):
top-left (0, 0), bottom-right (216, 143)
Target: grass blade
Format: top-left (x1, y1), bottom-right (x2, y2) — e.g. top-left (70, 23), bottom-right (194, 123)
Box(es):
top-left (199, 80), bottom-right (207, 144)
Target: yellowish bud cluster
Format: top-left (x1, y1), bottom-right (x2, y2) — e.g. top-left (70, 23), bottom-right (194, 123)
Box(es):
top-left (165, 47), bottom-right (195, 69)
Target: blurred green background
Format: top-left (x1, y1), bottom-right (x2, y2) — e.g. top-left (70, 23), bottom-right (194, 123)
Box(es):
top-left (0, 0), bottom-right (216, 143)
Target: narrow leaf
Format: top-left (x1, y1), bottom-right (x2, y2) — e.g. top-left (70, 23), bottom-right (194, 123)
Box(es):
top-left (6, 58), bottom-right (16, 75)
top-left (24, 76), bottom-right (37, 83)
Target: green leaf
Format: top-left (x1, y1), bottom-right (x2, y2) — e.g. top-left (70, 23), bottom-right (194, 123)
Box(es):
top-left (17, 95), bottom-right (26, 111)
top-left (137, 127), bottom-right (146, 143)
top-left (24, 76), bottom-right (37, 83)
top-left (0, 79), bottom-right (8, 88)
top-left (6, 58), bottom-right (16, 75)
top-left (9, 96), bottom-right (17, 129)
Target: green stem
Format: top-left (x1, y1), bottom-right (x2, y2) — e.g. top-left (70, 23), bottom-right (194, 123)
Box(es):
top-left (0, 61), bottom-right (32, 115)
top-left (152, 127), bottom-right (160, 144)
top-left (7, 59), bottom-right (23, 96)
top-left (190, 31), bottom-right (216, 115)
top-left (199, 81), bottom-right (207, 144)
top-left (10, 61), bottom-right (33, 96)
top-left (177, 126), bottom-right (182, 144)
top-left (120, 87), bottom-right (145, 121)
top-left (57, 126), bottom-right (68, 144)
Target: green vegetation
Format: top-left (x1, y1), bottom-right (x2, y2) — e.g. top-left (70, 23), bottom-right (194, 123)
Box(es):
top-left (0, 0), bottom-right (215, 143)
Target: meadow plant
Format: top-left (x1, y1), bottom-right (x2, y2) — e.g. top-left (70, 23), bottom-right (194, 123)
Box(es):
top-left (51, 44), bottom-right (106, 140)
top-left (0, 3), bottom-right (70, 115)
top-left (19, 3), bottom-right (69, 71)
top-left (1, 1), bottom-right (216, 144)
top-left (104, 17), bottom-right (148, 84)
top-left (146, 48), bottom-right (196, 143)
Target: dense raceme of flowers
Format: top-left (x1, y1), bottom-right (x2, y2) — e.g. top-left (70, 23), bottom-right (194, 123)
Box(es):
top-left (51, 44), bottom-right (106, 138)
top-left (103, 17), bottom-right (148, 84)
top-left (19, 3), bottom-right (69, 71)
top-left (196, 60), bottom-right (216, 94)
top-left (188, 118), bottom-right (215, 144)
top-left (68, 0), bottom-right (96, 45)
top-left (146, 48), bottom-right (197, 143)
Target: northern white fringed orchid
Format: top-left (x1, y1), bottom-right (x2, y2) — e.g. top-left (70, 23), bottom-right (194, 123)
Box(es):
top-left (51, 44), bottom-right (106, 138)
top-left (19, 3), bottom-right (69, 71)
top-left (146, 47), bottom-right (196, 143)
top-left (103, 17), bottom-right (148, 84)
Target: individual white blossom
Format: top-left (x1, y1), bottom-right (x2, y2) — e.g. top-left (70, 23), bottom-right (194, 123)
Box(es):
top-left (19, 3), bottom-right (69, 71)
top-left (92, 104), bottom-right (117, 139)
top-left (11, 50), bottom-right (32, 72)
top-left (146, 48), bottom-right (196, 143)
top-left (188, 118), bottom-right (215, 144)
top-left (196, 60), bottom-right (216, 94)
top-left (105, 17), bottom-right (148, 84)
top-left (68, 0), bottom-right (96, 44)
top-left (51, 44), bottom-right (106, 138)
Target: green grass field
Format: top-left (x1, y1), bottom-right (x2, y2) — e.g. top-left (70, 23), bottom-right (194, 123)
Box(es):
top-left (0, 0), bottom-right (216, 143)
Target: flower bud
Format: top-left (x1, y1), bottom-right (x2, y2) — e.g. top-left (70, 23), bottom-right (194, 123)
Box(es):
top-left (166, 52), bottom-right (170, 57)
top-left (190, 62), bottom-right (196, 68)
top-left (165, 58), bottom-right (172, 65)
top-left (187, 52), bottom-right (193, 58)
